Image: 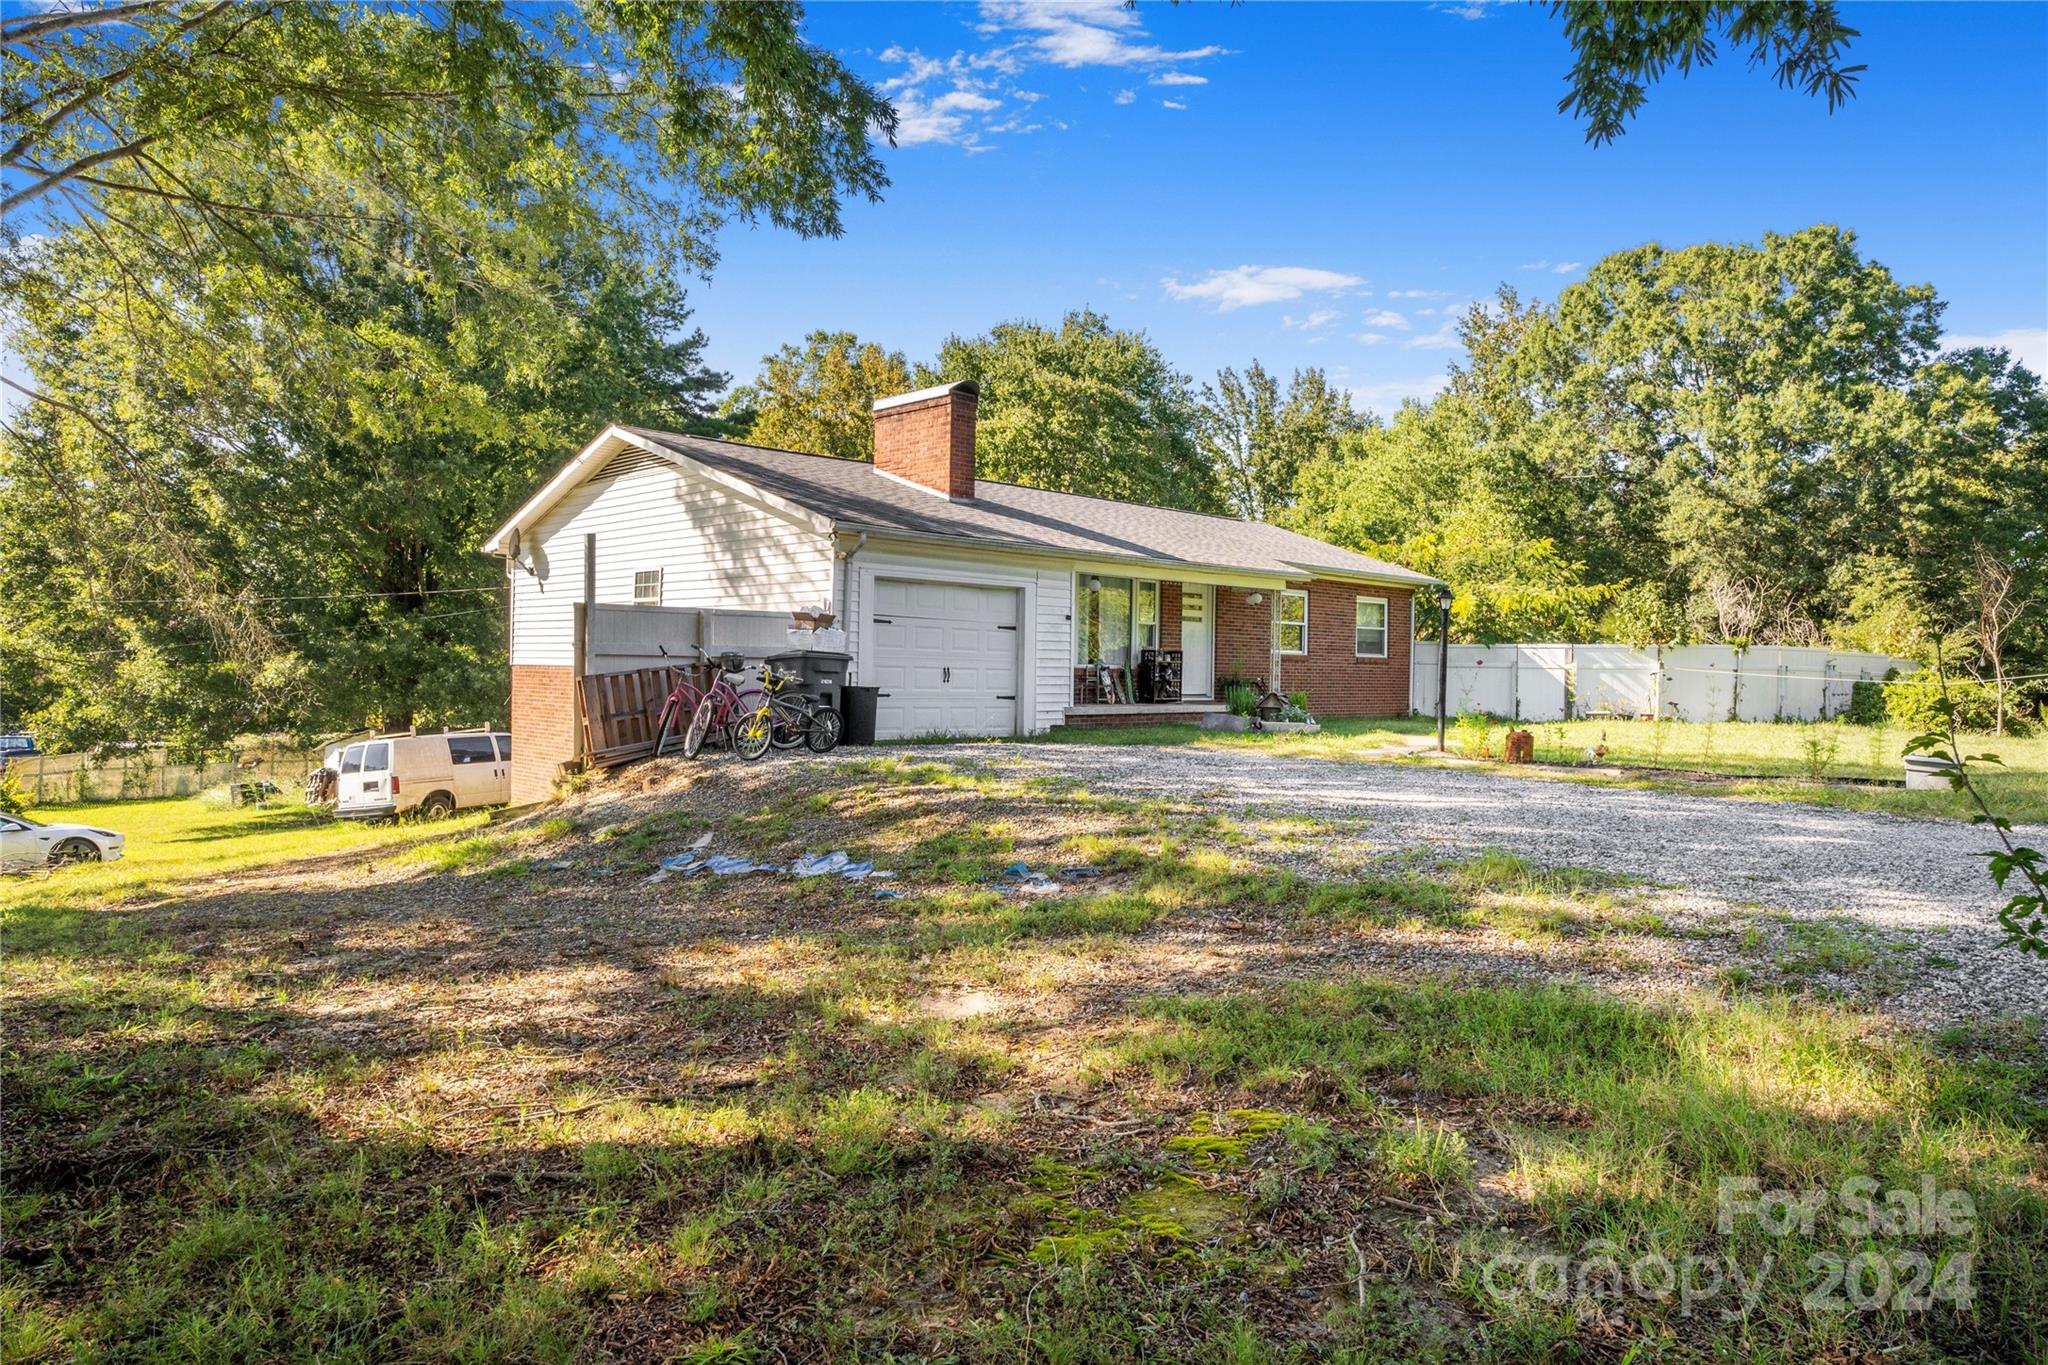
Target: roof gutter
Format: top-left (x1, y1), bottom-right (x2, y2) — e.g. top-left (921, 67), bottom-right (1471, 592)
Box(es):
top-left (839, 522), bottom-right (1299, 586)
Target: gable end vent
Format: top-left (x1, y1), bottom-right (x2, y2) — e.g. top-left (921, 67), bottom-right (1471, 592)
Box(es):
top-left (589, 447), bottom-right (671, 484)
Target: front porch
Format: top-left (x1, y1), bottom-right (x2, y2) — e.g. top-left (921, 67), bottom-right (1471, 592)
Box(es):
top-left (1062, 700), bottom-right (1229, 729)
top-left (1070, 576), bottom-right (1250, 717)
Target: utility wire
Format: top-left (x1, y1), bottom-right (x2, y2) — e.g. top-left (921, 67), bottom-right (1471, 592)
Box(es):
top-left (103, 583), bottom-right (506, 605)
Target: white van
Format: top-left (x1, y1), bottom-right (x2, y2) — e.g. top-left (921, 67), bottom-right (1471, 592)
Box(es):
top-left (334, 731), bottom-right (511, 820)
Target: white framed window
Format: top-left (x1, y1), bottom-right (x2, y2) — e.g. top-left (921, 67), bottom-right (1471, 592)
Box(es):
top-left (632, 569), bottom-right (663, 606)
top-left (1354, 596), bottom-right (1389, 658)
top-left (1274, 588), bottom-right (1308, 655)
top-left (1075, 574), bottom-right (1134, 665)
top-left (1135, 580), bottom-right (1159, 651)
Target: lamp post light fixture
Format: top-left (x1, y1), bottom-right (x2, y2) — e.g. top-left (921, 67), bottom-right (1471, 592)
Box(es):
top-left (1434, 582), bottom-right (1454, 753)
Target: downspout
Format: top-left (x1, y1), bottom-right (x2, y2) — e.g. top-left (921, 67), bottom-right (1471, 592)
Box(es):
top-left (835, 531), bottom-right (868, 680)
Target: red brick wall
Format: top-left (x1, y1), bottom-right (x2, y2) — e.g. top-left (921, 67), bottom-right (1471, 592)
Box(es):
top-left (1158, 581), bottom-right (1183, 652)
top-left (510, 663), bottom-right (578, 804)
top-left (873, 389), bottom-right (977, 498)
top-left (1276, 581), bottom-right (1413, 718)
top-left (1213, 586), bottom-right (1273, 687)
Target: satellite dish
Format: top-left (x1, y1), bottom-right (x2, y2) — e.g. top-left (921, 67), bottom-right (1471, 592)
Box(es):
top-left (506, 527), bottom-right (521, 561)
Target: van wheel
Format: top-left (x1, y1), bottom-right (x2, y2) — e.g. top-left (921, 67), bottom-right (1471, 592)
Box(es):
top-left (418, 792), bottom-right (456, 820)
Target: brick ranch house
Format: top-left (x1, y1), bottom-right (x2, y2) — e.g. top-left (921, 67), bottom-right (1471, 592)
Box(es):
top-left (481, 382), bottom-right (1434, 801)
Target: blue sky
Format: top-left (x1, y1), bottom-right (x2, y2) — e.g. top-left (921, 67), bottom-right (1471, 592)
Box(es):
top-left (689, 0), bottom-right (2048, 413)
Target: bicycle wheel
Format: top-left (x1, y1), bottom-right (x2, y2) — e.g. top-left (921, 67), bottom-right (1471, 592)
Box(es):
top-left (770, 702), bottom-right (808, 748)
top-left (654, 690), bottom-right (688, 756)
top-left (805, 706), bottom-right (843, 754)
top-left (732, 702), bottom-right (775, 761)
top-left (681, 694), bottom-right (719, 759)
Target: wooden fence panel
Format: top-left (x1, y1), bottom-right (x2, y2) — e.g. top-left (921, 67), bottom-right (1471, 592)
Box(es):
top-left (580, 667), bottom-right (683, 766)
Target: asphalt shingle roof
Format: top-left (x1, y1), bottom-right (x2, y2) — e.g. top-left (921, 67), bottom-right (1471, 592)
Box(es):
top-left (622, 427), bottom-right (1433, 586)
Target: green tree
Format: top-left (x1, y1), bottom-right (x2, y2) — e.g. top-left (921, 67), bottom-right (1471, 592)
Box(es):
top-left (1287, 401), bottom-right (1618, 642)
top-left (922, 310), bottom-right (1219, 511)
top-left (1552, 1), bottom-right (1864, 143)
top-left (1285, 225), bottom-right (2045, 670)
top-left (726, 331), bottom-right (914, 461)
top-left (1199, 362), bottom-right (1362, 521)
top-left (0, 230), bottom-right (723, 751)
top-left (1, 2), bottom-right (894, 749)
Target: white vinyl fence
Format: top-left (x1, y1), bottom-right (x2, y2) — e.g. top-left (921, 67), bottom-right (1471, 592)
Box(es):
top-left (581, 603), bottom-right (802, 676)
top-left (1409, 643), bottom-right (1913, 723)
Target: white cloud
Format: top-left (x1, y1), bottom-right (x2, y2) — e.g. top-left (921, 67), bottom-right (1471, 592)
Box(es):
top-left (1361, 308), bottom-right (1410, 329)
top-left (1404, 318), bottom-right (1463, 350)
top-left (892, 94), bottom-right (976, 147)
top-left (875, 3), bottom-right (1227, 154)
top-left (1519, 260), bottom-right (1551, 272)
top-left (1942, 327), bottom-right (2048, 377)
top-left (1385, 288), bottom-right (1449, 299)
top-left (1283, 309), bottom-right (1342, 330)
top-left (1552, 261), bottom-right (1583, 275)
top-left (931, 89), bottom-right (1001, 113)
top-left (1353, 332), bottom-right (1390, 346)
top-left (979, 0), bottom-right (1227, 69)
top-left (1161, 265), bottom-right (1365, 311)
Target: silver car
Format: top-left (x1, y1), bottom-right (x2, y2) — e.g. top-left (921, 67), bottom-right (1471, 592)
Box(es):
top-left (0, 813), bottom-right (125, 871)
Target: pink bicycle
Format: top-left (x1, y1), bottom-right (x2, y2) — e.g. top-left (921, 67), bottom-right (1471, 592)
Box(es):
top-left (653, 646), bottom-right (765, 759)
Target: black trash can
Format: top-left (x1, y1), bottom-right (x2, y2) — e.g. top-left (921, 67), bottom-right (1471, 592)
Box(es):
top-left (767, 650), bottom-right (853, 714)
top-left (839, 685), bottom-right (880, 746)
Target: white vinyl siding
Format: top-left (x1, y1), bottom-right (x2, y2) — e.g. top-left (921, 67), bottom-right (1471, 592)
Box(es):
top-left (1354, 596), bottom-right (1389, 658)
top-left (508, 447), bottom-right (833, 666)
top-left (1275, 588), bottom-right (1308, 655)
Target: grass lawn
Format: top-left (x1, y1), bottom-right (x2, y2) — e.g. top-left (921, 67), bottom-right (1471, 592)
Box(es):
top-left (4, 761), bottom-right (2043, 1362)
top-left (1005, 717), bottom-right (2048, 825)
top-left (4, 794), bottom-right (491, 911)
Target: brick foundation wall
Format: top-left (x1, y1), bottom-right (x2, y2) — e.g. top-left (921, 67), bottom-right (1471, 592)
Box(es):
top-left (1061, 709), bottom-right (1203, 729)
top-left (510, 663), bottom-right (578, 804)
top-left (872, 387), bottom-right (977, 498)
top-left (1276, 581), bottom-right (1413, 718)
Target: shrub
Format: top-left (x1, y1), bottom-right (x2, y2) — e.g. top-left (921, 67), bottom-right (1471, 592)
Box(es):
top-left (1846, 675), bottom-right (1889, 725)
top-left (1798, 723), bottom-right (1843, 781)
top-left (1224, 684), bottom-right (1260, 718)
top-left (1452, 711), bottom-right (1493, 758)
top-left (1886, 671), bottom-right (2003, 733)
top-left (0, 767), bottom-right (25, 816)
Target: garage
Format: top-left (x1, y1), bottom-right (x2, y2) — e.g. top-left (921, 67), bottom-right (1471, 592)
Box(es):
top-left (867, 578), bottom-right (1021, 739)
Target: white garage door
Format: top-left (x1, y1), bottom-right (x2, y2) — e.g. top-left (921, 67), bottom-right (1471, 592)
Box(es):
top-left (869, 579), bottom-right (1021, 739)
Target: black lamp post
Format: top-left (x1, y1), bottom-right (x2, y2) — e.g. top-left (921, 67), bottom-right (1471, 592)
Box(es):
top-left (1434, 582), bottom-right (1453, 752)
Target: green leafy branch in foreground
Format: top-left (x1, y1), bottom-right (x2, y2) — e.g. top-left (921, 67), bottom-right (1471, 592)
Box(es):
top-left (1907, 652), bottom-right (2048, 959)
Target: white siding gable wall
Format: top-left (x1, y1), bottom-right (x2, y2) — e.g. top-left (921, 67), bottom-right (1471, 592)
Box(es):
top-left (509, 454), bottom-right (834, 667)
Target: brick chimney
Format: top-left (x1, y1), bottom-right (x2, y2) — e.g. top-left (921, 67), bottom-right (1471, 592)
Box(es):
top-left (871, 381), bottom-right (979, 500)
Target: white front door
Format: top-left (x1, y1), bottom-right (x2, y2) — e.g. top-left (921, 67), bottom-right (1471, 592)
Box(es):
top-left (869, 579), bottom-right (1021, 738)
top-left (1180, 585), bottom-right (1215, 697)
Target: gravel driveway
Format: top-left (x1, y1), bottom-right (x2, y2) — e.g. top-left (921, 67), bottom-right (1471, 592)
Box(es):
top-left (887, 742), bottom-right (2048, 1023)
